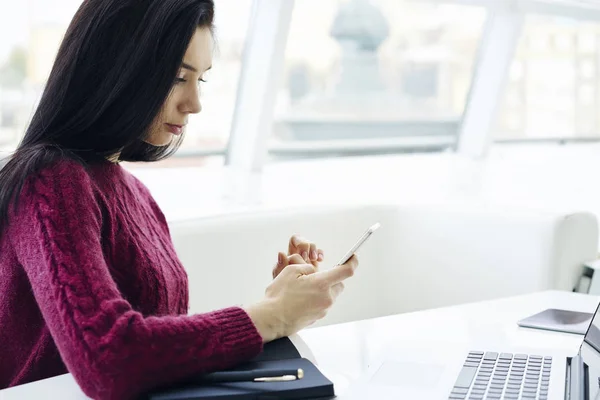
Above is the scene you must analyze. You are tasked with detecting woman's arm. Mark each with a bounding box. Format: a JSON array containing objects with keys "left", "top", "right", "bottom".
[{"left": 10, "top": 163, "right": 263, "bottom": 400}]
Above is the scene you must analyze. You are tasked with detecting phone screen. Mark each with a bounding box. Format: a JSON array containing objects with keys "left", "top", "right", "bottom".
[{"left": 335, "top": 222, "right": 380, "bottom": 266}]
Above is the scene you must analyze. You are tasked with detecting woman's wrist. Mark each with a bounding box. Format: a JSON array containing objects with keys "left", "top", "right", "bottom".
[{"left": 244, "top": 299, "right": 283, "bottom": 343}]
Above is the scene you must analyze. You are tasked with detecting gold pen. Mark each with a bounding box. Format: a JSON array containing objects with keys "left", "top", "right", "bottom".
[
  {"left": 254, "top": 369, "right": 305, "bottom": 382},
  {"left": 201, "top": 368, "right": 304, "bottom": 383}
]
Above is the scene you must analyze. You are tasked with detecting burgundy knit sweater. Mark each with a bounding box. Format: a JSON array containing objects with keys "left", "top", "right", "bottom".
[{"left": 0, "top": 159, "right": 263, "bottom": 400}]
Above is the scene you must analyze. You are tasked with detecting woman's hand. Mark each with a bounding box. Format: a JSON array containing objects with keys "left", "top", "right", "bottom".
[
  {"left": 272, "top": 235, "right": 324, "bottom": 278},
  {"left": 246, "top": 255, "right": 359, "bottom": 343}
]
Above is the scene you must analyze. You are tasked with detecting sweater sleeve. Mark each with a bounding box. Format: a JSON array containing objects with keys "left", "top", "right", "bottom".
[{"left": 10, "top": 162, "right": 263, "bottom": 400}]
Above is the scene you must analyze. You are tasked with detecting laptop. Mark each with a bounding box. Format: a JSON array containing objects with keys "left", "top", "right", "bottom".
[{"left": 448, "top": 301, "right": 600, "bottom": 400}]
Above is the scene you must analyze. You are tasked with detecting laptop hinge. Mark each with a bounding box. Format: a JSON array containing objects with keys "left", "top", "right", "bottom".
[{"left": 566, "top": 355, "right": 588, "bottom": 400}]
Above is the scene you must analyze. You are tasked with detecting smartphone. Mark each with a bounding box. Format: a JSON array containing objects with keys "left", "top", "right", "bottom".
[{"left": 335, "top": 222, "right": 381, "bottom": 266}]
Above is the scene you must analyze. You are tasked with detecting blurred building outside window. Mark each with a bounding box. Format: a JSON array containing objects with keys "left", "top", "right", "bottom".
[{"left": 269, "top": 0, "right": 486, "bottom": 161}]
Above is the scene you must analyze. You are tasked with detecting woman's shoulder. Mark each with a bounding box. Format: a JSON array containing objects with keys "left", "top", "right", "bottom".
[
  {"left": 25, "top": 157, "right": 97, "bottom": 196},
  {"left": 9, "top": 157, "right": 104, "bottom": 234},
  {"left": 26, "top": 155, "right": 85, "bottom": 183},
  {"left": 15, "top": 157, "right": 112, "bottom": 219},
  {"left": 40, "top": 156, "right": 90, "bottom": 177}
]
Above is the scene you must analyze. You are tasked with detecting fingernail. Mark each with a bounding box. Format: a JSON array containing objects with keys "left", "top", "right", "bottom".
[
  {"left": 277, "top": 253, "right": 284, "bottom": 266},
  {"left": 318, "top": 253, "right": 324, "bottom": 261},
  {"left": 310, "top": 250, "right": 317, "bottom": 260},
  {"left": 302, "top": 251, "right": 309, "bottom": 261}
]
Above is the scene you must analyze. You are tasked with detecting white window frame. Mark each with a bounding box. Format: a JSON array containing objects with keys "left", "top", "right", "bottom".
[
  {"left": 225, "top": 0, "right": 295, "bottom": 172},
  {"left": 457, "top": 4, "right": 524, "bottom": 158}
]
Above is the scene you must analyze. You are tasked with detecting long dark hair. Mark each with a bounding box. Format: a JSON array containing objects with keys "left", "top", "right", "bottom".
[{"left": 0, "top": 0, "right": 214, "bottom": 231}]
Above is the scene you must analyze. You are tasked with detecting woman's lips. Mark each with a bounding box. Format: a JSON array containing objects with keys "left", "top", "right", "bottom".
[{"left": 165, "top": 124, "right": 184, "bottom": 135}]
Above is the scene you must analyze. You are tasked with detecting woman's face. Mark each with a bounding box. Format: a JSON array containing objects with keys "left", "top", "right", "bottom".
[{"left": 145, "top": 27, "right": 213, "bottom": 146}]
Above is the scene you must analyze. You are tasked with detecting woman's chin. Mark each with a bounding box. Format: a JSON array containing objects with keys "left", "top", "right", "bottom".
[{"left": 144, "top": 133, "right": 173, "bottom": 147}]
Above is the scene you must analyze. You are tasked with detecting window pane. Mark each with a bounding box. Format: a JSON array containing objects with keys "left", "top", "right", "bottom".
[
  {"left": 0, "top": 0, "right": 77, "bottom": 153},
  {"left": 269, "top": 0, "right": 486, "bottom": 161},
  {"left": 0, "top": 0, "right": 250, "bottom": 166},
  {"left": 493, "top": 15, "right": 600, "bottom": 140}
]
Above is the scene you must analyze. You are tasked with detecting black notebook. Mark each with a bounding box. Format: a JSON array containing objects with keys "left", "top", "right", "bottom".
[{"left": 146, "top": 338, "right": 335, "bottom": 400}]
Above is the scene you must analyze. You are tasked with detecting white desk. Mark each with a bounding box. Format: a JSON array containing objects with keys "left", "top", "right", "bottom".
[{"left": 1, "top": 290, "right": 597, "bottom": 399}]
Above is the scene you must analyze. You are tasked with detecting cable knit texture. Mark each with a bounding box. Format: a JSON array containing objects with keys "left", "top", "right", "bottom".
[{"left": 0, "top": 159, "right": 263, "bottom": 399}]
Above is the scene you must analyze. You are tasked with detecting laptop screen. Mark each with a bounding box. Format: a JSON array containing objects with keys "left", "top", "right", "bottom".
[
  {"left": 583, "top": 301, "right": 600, "bottom": 353},
  {"left": 579, "top": 301, "right": 600, "bottom": 398}
]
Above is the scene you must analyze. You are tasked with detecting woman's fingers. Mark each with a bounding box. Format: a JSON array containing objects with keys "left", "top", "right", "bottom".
[
  {"left": 288, "top": 235, "right": 325, "bottom": 266},
  {"left": 272, "top": 252, "right": 288, "bottom": 278},
  {"left": 317, "top": 249, "right": 324, "bottom": 262},
  {"left": 309, "top": 242, "right": 318, "bottom": 262},
  {"left": 272, "top": 253, "right": 307, "bottom": 278},
  {"left": 288, "top": 235, "right": 314, "bottom": 263}
]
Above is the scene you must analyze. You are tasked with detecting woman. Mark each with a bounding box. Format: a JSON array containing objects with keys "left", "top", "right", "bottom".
[{"left": 0, "top": 1, "right": 358, "bottom": 399}]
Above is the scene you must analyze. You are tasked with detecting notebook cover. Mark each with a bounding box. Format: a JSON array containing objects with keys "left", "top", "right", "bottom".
[
  {"left": 146, "top": 338, "right": 334, "bottom": 400},
  {"left": 252, "top": 337, "right": 301, "bottom": 362},
  {"left": 148, "top": 358, "right": 334, "bottom": 400}
]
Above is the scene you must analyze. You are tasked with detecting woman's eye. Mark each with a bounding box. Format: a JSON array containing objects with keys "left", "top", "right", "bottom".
[{"left": 175, "top": 77, "right": 206, "bottom": 86}]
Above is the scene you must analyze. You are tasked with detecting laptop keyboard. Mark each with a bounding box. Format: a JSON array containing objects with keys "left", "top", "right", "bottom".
[{"left": 448, "top": 352, "right": 553, "bottom": 400}]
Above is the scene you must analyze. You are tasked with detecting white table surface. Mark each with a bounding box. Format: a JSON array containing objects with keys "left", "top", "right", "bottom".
[{"left": 1, "top": 290, "right": 597, "bottom": 399}]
